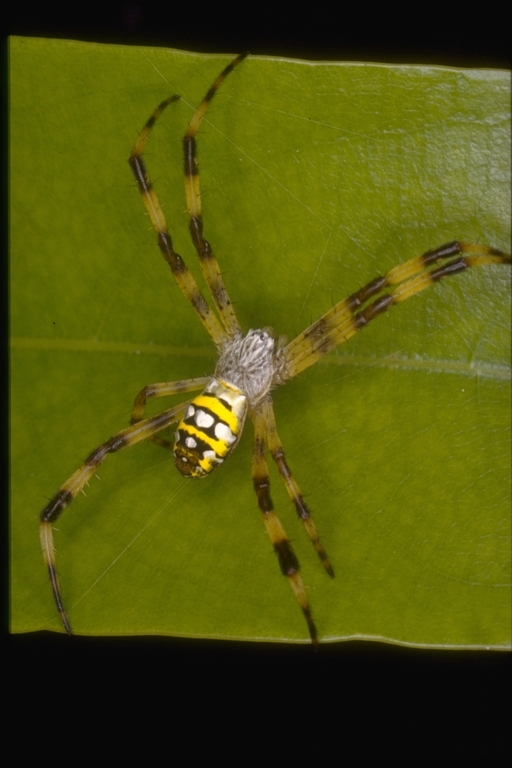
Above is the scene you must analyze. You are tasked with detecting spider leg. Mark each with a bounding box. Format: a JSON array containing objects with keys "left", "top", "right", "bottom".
[
  {"left": 279, "top": 241, "right": 511, "bottom": 379},
  {"left": 40, "top": 401, "right": 189, "bottom": 633},
  {"left": 129, "top": 98, "right": 226, "bottom": 346},
  {"left": 261, "top": 398, "right": 334, "bottom": 577},
  {"left": 131, "top": 376, "right": 210, "bottom": 450},
  {"left": 252, "top": 404, "right": 318, "bottom": 645},
  {"left": 183, "top": 53, "right": 248, "bottom": 337}
]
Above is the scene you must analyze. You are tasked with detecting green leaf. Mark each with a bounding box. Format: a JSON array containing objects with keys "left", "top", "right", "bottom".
[{"left": 11, "top": 38, "right": 511, "bottom": 646}]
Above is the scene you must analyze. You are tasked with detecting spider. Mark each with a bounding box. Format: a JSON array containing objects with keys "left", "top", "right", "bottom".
[{"left": 40, "top": 53, "right": 511, "bottom": 646}]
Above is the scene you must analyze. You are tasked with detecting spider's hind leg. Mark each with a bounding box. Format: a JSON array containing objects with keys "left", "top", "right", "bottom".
[
  {"left": 262, "top": 399, "right": 334, "bottom": 578},
  {"left": 252, "top": 403, "right": 319, "bottom": 645}
]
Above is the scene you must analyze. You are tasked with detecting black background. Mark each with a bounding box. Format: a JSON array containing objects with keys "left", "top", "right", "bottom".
[{"left": 9, "top": 0, "right": 511, "bottom": 68}]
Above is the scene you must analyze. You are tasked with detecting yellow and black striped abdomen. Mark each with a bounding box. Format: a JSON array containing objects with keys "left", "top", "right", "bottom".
[{"left": 174, "top": 378, "right": 247, "bottom": 477}]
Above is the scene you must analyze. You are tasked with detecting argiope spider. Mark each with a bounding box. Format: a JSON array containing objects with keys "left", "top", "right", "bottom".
[{"left": 40, "top": 53, "right": 511, "bottom": 646}]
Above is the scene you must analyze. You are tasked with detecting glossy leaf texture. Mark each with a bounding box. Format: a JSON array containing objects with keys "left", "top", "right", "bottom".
[{"left": 11, "top": 38, "right": 511, "bottom": 646}]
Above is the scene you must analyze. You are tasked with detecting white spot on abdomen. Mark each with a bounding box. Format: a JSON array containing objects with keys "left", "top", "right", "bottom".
[
  {"left": 195, "top": 409, "right": 215, "bottom": 428},
  {"left": 214, "top": 422, "right": 236, "bottom": 444}
]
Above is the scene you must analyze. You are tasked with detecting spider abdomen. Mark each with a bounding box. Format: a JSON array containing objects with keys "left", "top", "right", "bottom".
[{"left": 174, "top": 377, "right": 247, "bottom": 477}]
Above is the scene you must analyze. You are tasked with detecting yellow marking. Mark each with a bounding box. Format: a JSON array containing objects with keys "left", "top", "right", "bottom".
[
  {"left": 263, "top": 510, "right": 287, "bottom": 543},
  {"left": 288, "top": 572, "right": 310, "bottom": 612},
  {"left": 179, "top": 422, "right": 233, "bottom": 455},
  {"left": 40, "top": 520, "right": 72, "bottom": 633},
  {"left": 61, "top": 464, "right": 96, "bottom": 499},
  {"left": 466, "top": 254, "right": 509, "bottom": 267},
  {"left": 185, "top": 55, "right": 246, "bottom": 140},
  {"left": 40, "top": 521, "right": 55, "bottom": 567},
  {"left": 198, "top": 455, "right": 221, "bottom": 474},
  {"left": 461, "top": 243, "right": 495, "bottom": 256},
  {"left": 192, "top": 395, "right": 240, "bottom": 433},
  {"left": 140, "top": 188, "right": 168, "bottom": 233},
  {"left": 217, "top": 378, "right": 246, "bottom": 396},
  {"left": 184, "top": 174, "right": 202, "bottom": 219},
  {"left": 186, "top": 102, "right": 209, "bottom": 137},
  {"left": 392, "top": 272, "right": 434, "bottom": 302},
  {"left": 387, "top": 255, "right": 426, "bottom": 283},
  {"left": 303, "top": 517, "right": 321, "bottom": 546}
]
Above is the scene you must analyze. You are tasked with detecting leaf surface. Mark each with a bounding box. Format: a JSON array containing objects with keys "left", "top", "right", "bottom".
[{"left": 11, "top": 38, "right": 511, "bottom": 646}]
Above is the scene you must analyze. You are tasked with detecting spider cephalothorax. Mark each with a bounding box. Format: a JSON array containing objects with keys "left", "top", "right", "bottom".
[
  {"left": 39, "top": 53, "right": 510, "bottom": 644},
  {"left": 215, "top": 328, "right": 276, "bottom": 405}
]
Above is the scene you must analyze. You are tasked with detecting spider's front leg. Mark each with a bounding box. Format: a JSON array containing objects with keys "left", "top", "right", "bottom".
[
  {"left": 182, "top": 52, "right": 247, "bottom": 338},
  {"left": 281, "top": 241, "right": 511, "bottom": 378},
  {"left": 40, "top": 402, "right": 189, "bottom": 633},
  {"left": 252, "top": 403, "right": 318, "bottom": 645}
]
